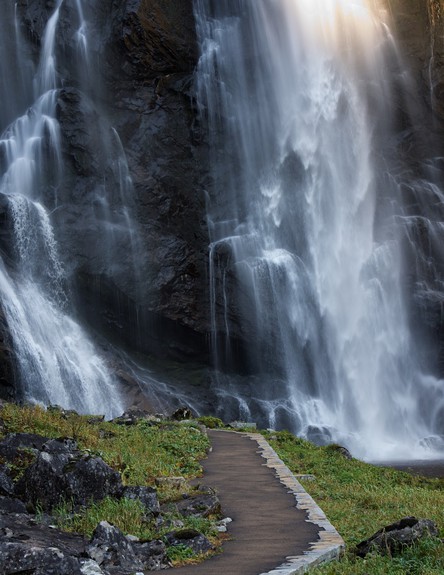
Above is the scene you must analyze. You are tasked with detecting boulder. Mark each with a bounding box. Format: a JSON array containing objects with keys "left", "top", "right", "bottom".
[
  {"left": 165, "top": 528, "right": 213, "bottom": 555},
  {"left": 64, "top": 457, "right": 123, "bottom": 507},
  {"left": 0, "top": 465, "right": 14, "bottom": 496},
  {"left": 17, "top": 452, "right": 123, "bottom": 512},
  {"left": 16, "top": 451, "right": 72, "bottom": 512},
  {"left": 87, "top": 521, "right": 140, "bottom": 570},
  {"left": 134, "top": 539, "right": 168, "bottom": 571},
  {"left": 42, "top": 437, "right": 79, "bottom": 455},
  {"left": 122, "top": 485, "right": 160, "bottom": 515},
  {"left": 0, "top": 513, "right": 90, "bottom": 574},
  {"left": 0, "top": 432, "right": 51, "bottom": 459},
  {"left": 0, "top": 543, "right": 84, "bottom": 575},
  {"left": 0, "top": 496, "right": 27, "bottom": 514},
  {"left": 112, "top": 407, "right": 158, "bottom": 426},
  {"left": 175, "top": 491, "right": 221, "bottom": 518},
  {"left": 0, "top": 512, "right": 170, "bottom": 573},
  {"left": 86, "top": 521, "right": 168, "bottom": 571},
  {"left": 356, "top": 516, "right": 439, "bottom": 557},
  {"left": 171, "top": 406, "right": 195, "bottom": 421}
]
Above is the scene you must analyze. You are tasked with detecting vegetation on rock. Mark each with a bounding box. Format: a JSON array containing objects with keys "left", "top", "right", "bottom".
[{"left": 0, "top": 403, "right": 222, "bottom": 567}]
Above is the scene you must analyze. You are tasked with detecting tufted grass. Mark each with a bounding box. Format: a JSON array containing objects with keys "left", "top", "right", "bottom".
[
  {"left": 0, "top": 402, "right": 219, "bottom": 561},
  {"left": 53, "top": 496, "right": 219, "bottom": 542},
  {"left": 267, "top": 430, "right": 444, "bottom": 575},
  {"left": 0, "top": 403, "right": 210, "bottom": 486},
  {"left": 5, "top": 403, "right": 444, "bottom": 572}
]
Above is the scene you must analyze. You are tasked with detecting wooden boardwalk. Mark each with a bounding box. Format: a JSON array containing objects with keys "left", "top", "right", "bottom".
[{"left": 176, "top": 430, "right": 344, "bottom": 575}]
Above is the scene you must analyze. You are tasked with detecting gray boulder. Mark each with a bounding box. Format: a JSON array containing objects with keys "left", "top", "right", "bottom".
[
  {"left": 65, "top": 456, "right": 123, "bottom": 506},
  {"left": 0, "top": 541, "right": 84, "bottom": 575},
  {"left": 17, "top": 452, "right": 123, "bottom": 512},
  {"left": 112, "top": 407, "right": 156, "bottom": 426},
  {"left": 0, "top": 495, "right": 27, "bottom": 514},
  {"left": 134, "top": 539, "right": 168, "bottom": 571},
  {"left": 87, "top": 521, "right": 140, "bottom": 570},
  {"left": 165, "top": 528, "right": 213, "bottom": 555},
  {"left": 171, "top": 406, "right": 195, "bottom": 421},
  {"left": 42, "top": 437, "right": 79, "bottom": 455},
  {"left": 16, "top": 451, "right": 72, "bottom": 512},
  {"left": 356, "top": 516, "right": 439, "bottom": 557},
  {"left": 0, "top": 432, "right": 50, "bottom": 459},
  {"left": 86, "top": 521, "right": 169, "bottom": 572},
  {"left": 122, "top": 485, "right": 160, "bottom": 515},
  {"left": 0, "top": 465, "right": 14, "bottom": 496},
  {"left": 176, "top": 491, "right": 221, "bottom": 518}
]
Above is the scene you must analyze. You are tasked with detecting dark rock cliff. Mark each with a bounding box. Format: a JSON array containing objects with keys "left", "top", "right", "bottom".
[
  {"left": 0, "top": 0, "right": 212, "bottom": 401},
  {"left": 2, "top": 0, "right": 444, "bottom": 402},
  {"left": 386, "top": 0, "right": 444, "bottom": 377},
  {"left": 388, "top": 0, "right": 444, "bottom": 123},
  {"left": 20, "top": 0, "right": 210, "bottom": 367}
]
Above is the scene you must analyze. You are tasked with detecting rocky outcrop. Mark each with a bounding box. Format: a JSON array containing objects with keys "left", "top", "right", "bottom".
[
  {"left": 0, "top": 306, "right": 15, "bottom": 402},
  {"left": 371, "top": 1, "right": 444, "bottom": 384},
  {"left": 387, "top": 0, "right": 444, "bottom": 122},
  {"left": 11, "top": 436, "right": 123, "bottom": 512},
  {"left": 0, "top": 514, "right": 169, "bottom": 574},
  {"left": 122, "top": 485, "right": 160, "bottom": 516},
  {"left": 86, "top": 521, "right": 167, "bottom": 572},
  {"left": 356, "top": 516, "right": 439, "bottom": 557},
  {"left": 0, "top": 428, "right": 218, "bottom": 573},
  {"left": 91, "top": 0, "right": 211, "bottom": 360}
]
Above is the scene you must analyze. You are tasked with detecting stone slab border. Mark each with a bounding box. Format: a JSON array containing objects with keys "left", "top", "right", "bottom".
[{"left": 242, "top": 432, "right": 345, "bottom": 575}]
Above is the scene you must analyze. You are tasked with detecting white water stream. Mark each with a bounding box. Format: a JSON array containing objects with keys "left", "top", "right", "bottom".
[
  {"left": 0, "top": 0, "right": 124, "bottom": 416},
  {"left": 195, "top": 0, "right": 444, "bottom": 459}
]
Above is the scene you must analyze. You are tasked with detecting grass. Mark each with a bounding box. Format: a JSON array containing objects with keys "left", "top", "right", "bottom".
[
  {"left": 52, "top": 496, "right": 219, "bottom": 542},
  {"left": 5, "top": 403, "right": 443, "bottom": 572},
  {"left": 0, "top": 402, "right": 218, "bottom": 563},
  {"left": 267, "top": 430, "right": 444, "bottom": 575},
  {"left": 0, "top": 403, "right": 210, "bottom": 484}
]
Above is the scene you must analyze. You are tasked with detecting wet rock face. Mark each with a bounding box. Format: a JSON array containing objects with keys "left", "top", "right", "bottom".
[
  {"left": 102, "top": 0, "right": 211, "bottom": 353},
  {"left": 2, "top": 0, "right": 211, "bottom": 374},
  {"left": 119, "top": 0, "right": 198, "bottom": 79},
  {"left": 385, "top": 0, "right": 444, "bottom": 378},
  {"left": 388, "top": 0, "right": 444, "bottom": 120},
  {"left": 0, "top": 307, "right": 15, "bottom": 402}
]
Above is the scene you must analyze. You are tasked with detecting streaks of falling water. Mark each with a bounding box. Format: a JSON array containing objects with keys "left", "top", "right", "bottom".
[
  {"left": 195, "top": 0, "right": 444, "bottom": 459},
  {"left": 0, "top": 1, "right": 124, "bottom": 417}
]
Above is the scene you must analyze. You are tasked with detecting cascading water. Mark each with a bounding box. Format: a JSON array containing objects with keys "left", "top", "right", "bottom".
[
  {"left": 195, "top": 0, "right": 444, "bottom": 459},
  {"left": 0, "top": 0, "right": 127, "bottom": 417}
]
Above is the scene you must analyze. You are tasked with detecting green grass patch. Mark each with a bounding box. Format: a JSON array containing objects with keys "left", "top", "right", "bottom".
[
  {"left": 167, "top": 544, "right": 196, "bottom": 564},
  {"left": 53, "top": 496, "right": 218, "bottom": 543},
  {"left": 197, "top": 416, "right": 224, "bottom": 429},
  {"left": 267, "top": 430, "right": 444, "bottom": 575},
  {"left": 0, "top": 403, "right": 210, "bottom": 486},
  {"left": 53, "top": 497, "right": 150, "bottom": 538},
  {"left": 0, "top": 403, "right": 217, "bottom": 556}
]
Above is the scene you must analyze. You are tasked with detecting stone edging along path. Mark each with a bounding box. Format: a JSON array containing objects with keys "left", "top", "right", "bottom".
[{"left": 245, "top": 432, "right": 345, "bottom": 575}]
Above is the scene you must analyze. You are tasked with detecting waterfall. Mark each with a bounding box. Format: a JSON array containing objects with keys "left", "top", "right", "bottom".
[
  {"left": 0, "top": 1, "right": 126, "bottom": 417},
  {"left": 195, "top": 0, "right": 444, "bottom": 459}
]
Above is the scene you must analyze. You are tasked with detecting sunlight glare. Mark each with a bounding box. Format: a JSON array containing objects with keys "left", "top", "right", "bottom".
[{"left": 284, "top": 0, "right": 381, "bottom": 58}]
